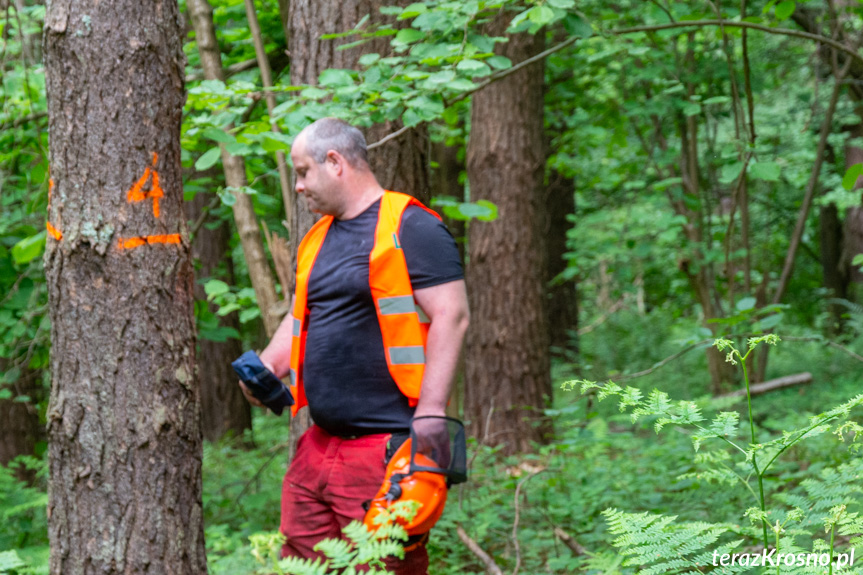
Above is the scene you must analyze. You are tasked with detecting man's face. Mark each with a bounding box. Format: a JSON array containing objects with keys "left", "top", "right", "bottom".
[{"left": 291, "top": 137, "right": 340, "bottom": 215}]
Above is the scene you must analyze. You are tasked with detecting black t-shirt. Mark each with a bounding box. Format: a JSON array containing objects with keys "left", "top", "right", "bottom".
[{"left": 302, "top": 198, "right": 463, "bottom": 436}]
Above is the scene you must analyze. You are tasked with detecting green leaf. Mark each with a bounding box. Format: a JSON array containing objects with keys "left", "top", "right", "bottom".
[
  {"left": 262, "top": 131, "right": 294, "bottom": 153},
  {"left": 301, "top": 86, "right": 329, "bottom": 100},
  {"left": 216, "top": 302, "right": 241, "bottom": 316},
  {"left": 358, "top": 53, "right": 380, "bottom": 67},
  {"left": 394, "top": 28, "right": 424, "bottom": 45},
  {"left": 204, "top": 279, "right": 230, "bottom": 299},
  {"left": 225, "top": 142, "right": 253, "bottom": 156},
  {"left": 448, "top": 78, "right": 476, "bottom": 91},
  {"left": 0, "top": 550, "right": 27, "bottom": 572},
  {"left": 218, "top": 188, "right": 237, "bottom": 207},
  {"left": 319, "top": 69, "right": 354, "bottom": 87},
  {"left": 195, "top": 147, "right": 222, "bottom": 171},
  {"left": 547, "top": 0, "right": 575, "bottom": 8},
  {"left": 507, "top": 10, "right": 531, "bottom": 33},
  {"left": 702, "top": 96, "right": 731, "bottom": 105},
  {"left": 202, "top": 127, "right": 235, "bottom": 144},
  {"left": 456, "top": 59, "right": 491, "bottom": 77},
  {"left": 749, "top": 161, "right": 781, "bottom": 182},
  {"left": 562, "top": 13, "right": 593, "bottom": 38},
  {"left": 486, "top": 55, "right": 512, "bottom": 70},
  {"left": 398, "top": 2, "right": 427, "bottom": 19},
  {"left": 426, "top": 70, "right": 456, "bottom": 85},
  {"left": 402, "top": 108, "right": 422, "bottom": 128},
  {"left": 12, "top": 230, "right": 46, "bottom": 265},
  {"left": 681, "top": 102, "right": 701, "bottom": 117},
  {"left": 719, "top": 162, "right": 743, "bottom": 184},
  {"left": 239, "top": 307, "right": 261, "bottom": 324},
  {"left": 443, "top": 200, "right": 498, "bottom": 222},
  {"left": 775, "top": 0, "right": 795, "bottom": 20},
  {"left": 756, "top": 313, "right": 783, "bottom": 330},
  {"left": 852, "top": 253, "right": 863, "bottom": 267},
  {"left": 842, "top": 163, "right": 863, "bottom": 190},
  {"left": 528, "top": 5, "right": 555, "bottom": 26},
  {"left": 200, "top": 325, "right": 241, "bottom": 343},
  {"left": 736, "top": 297, "right": 756, "bottom": 311}
]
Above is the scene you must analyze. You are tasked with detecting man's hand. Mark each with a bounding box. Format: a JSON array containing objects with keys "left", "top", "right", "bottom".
[
  {"left": 412, "top": 416, "right": 452, "bottom": 470},
  {"left": 237, "top": 357, "right": 278, "bottom": 408},
  {"left": 238, "top": 381, "right": 265, "bottom": 408}
]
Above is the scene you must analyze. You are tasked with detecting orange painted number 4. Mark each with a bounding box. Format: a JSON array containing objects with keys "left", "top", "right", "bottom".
[{"left": 127, "top": 152, "right": 164, "bottom": 218}]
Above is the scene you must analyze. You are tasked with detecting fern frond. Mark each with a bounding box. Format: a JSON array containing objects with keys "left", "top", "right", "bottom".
[
  {"left": 277, "top": 555, "right": 329, "bottom": 575},
  {"left": 602, "top": 508, "right": 742, "bottom": 574},
  {"left": 313, "top": 537, "right": 354, "bottom": 568}
]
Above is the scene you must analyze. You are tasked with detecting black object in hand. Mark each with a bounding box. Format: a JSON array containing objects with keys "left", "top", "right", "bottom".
[{"left": 231, "top": 351, "right": 294, "bottom": 416}]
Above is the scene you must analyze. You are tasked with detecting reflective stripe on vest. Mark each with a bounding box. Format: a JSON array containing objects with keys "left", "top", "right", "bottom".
[{"left": 287, "top": 191, "right": 442, "bottom": 416}]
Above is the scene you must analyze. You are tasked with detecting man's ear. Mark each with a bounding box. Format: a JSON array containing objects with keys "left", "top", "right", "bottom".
[{"left": 326, "top": 150, "right": 345, "bottom": 176}]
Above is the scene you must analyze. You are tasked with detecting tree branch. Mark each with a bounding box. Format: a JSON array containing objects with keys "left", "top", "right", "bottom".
[
  {"left": 369, "top": 34, "right": 582, "bottom": 150},
  {"left": 512, "top": 468, "right": 546, "bottom": 575},
  {"left": 611, "top": 20, "right": 863, "bottom": 65},
  {"left": 773, "top": 58, "right": 851, "bottom": 304},
  {"left": 369, "top": 18, "right": 861, "bottom": 150},
  {"left": 457, "top": 525, "right": 504, "bottom": 575},
  {"left": 0, "top": 111, "right": 47, "bottom": 129},
  {"left": 783, "top": 336, "right": 863, "bottom": 363},
  {"left": 553, "top": 526, "right": 588, "bottom": 555},
  {"left": 717, "top": 372, "right": 813, "bottom": 398}
]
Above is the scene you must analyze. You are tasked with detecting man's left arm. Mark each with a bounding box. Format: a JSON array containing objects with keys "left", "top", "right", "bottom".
[{"left": 412, "top": 279, "right": 470, "bottom": 418}]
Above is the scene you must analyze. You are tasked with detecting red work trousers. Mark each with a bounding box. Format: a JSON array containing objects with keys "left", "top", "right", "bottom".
[{"left": 280, "top": 424, "right": 429, "bottom": 574}]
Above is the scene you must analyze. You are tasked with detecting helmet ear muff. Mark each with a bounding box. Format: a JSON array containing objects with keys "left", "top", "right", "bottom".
[{"left": 386, "top": 475, "right": 404, "bottom": 501}]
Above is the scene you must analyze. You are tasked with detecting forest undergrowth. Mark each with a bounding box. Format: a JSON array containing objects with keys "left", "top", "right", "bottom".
[{"left": 2, "top": 311, "right": 863, "bottom": 574}]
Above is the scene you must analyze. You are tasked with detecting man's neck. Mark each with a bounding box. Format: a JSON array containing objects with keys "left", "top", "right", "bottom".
[{"left": 336, "top": 183, "right": 386, "bottom": 220}]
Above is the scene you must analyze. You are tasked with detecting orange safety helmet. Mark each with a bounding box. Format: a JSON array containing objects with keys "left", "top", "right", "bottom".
[{"left": 363, "top": 438, "right": 448, "bottom": 536}]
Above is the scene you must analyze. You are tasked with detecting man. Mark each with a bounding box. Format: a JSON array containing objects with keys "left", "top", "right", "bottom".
[{"left": 239, "top": 117, "right": 469, "bottom": 574}]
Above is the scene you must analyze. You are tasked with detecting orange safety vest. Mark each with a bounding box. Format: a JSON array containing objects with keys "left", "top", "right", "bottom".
[{"left": 288, "top": 191, "right": 442, "bottom": 416}]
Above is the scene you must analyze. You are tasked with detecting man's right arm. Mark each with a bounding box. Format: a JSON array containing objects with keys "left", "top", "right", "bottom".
[
  {"left": 258, "top": 294, "right": 296, "bottom": 379},
  {"left": 238, "top": 294, "right": 296, "bottom": 407}
]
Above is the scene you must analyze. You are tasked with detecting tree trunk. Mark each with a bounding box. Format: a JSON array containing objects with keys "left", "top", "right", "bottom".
[
  {"left": 43, "top": 0, "right": 207, "bottom": 573},
  {"left": 792, "top": 5, "right": 863, "bottom": 297},
  {"left": 185, "top": 191, "right": 251, "bottom": 442},
  {"left": 844, "top": 124, "right": 863, "bottom": 291},
  {"left": 821, "top": 204, "right": 849, "bottom": 330},
  {"left": 187, "top": 0, "right": 281, "bottom": 338},
  {"left": 465, "top": 21, "right": 551, "bottom": 454},
  {"left": 431, "top": 139, "right": 465, "bottom": 261},
  {"left": 0, "top": 365, "right": 43, "bottom": 476},
  {"left": 545, "top": 171, "right": 578, "bottom": 353}
]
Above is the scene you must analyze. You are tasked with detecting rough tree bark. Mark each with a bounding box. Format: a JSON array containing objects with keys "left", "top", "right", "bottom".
[
  {"left": 187, "top": 0, "right": 281, "bottom": 338},
  {"left": 185, "top": 190, "right": 250, "bottom": 442},
  {"left": 465, "top": 21, "right": 551, "bottom": 454},
  {"left": 43, "top": 0, "right": 207, "bottom": 573},
  {"left": 285, "top": 0, "right": 432, "bottom": 459}
]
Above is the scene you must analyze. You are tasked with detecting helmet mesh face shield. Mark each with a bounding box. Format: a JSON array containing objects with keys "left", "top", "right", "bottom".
[{"left": 408, "top": 416, "right": 467, "bottom": 486}]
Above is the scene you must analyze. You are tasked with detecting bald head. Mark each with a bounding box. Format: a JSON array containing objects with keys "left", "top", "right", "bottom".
[{"left": 295, "top": 117, "right": 370, "bottom": 169}]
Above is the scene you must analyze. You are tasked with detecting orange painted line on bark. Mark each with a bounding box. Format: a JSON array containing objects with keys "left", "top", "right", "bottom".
[
  {"left": 146, "top": 233, "right": 180, "bottom": 245},
  {"left": 117, "top": 233, "right": 181, "bottom": 250},
  {"left": 118, "top": 237, "right": 147, "bottom": 250},
  {"left": 46, "top": 221, "right": 63, "bottom": 241},
  {"left": 125, "top": 152, "right": 164, "bottom": 218}
]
